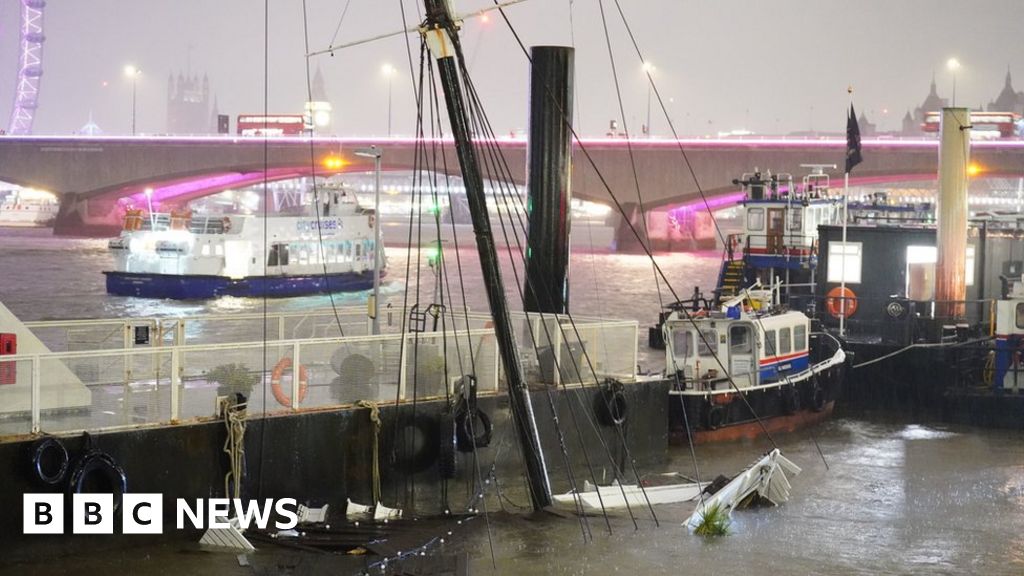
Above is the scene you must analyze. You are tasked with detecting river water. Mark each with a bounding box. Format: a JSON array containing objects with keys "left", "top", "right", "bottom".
[{"left": 2, "top": 226, "right": 1023, "bottom": 575}]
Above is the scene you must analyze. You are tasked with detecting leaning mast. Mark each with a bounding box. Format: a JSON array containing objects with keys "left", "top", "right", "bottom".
[{"left": 418, "top": 0, "right": 553, "bottom": 509}]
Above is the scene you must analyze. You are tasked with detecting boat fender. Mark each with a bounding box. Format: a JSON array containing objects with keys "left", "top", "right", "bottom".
[
  {"left": 389, "top": 415, "right": 440, "bottom": 475},
  {"left": 454, "top": 406, "right": 493, "bottom": 452},
  {"left": 811, "top": 386, "right": 827, "bottom": 412},
  {"left": 439, "top": 411, "right": 458, "bottom": 479},
  {"left": 67, "top": 451, "right": 127, "bottom": 512},
  {"left": 594, "top": 379, "right": 628, "bottom": 427},
  {"left": 783, "top": 387, "right": 800, "bottom": 415},
  {"left": 30, "top": 436, "right": 69, "bottom": 486},
  {"left": 271, "top": 357, "right": 309, "bottom": 408},
  {"left": 825, "top": 286, "right": 858, "bottom": 319},
  {"left": 705, "top": 404, "right": 726, "bottom": 431}
]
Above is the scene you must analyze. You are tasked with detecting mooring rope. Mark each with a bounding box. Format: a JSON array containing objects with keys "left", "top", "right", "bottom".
[
  {"left": 223, "top": 402, "right": 248, "bottom": 500},
  {"left": 357, "top": 400, "right": 383, "bottom": 504}
]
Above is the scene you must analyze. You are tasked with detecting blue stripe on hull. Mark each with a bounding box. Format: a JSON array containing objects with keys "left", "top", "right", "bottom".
[
  {"left": 104, "top": 271, "right": 381, "bottom": 299},
  {"left": 758, "top": 355, "right": 811, "bottom": 382}
]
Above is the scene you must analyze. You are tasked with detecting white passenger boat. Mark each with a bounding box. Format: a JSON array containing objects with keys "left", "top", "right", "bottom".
[
  {"left": 0, "top": 190, "right": 58, "bottom": 227},
  {"left": 104, "top": 189, "right": 385, "bottom": 299}
]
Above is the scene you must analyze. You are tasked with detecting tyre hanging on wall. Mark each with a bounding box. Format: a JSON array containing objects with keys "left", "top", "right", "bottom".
[
  {"left": 29, "top": 436, "right": 69, "bottom": 487},
  {"left": 594, "top": 378, "right": 629, "bottom": 427}
]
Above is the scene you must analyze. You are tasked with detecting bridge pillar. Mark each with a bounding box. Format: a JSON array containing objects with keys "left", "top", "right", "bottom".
[{"left": 53, "top": 193, "right": 123, "bottom": 237}]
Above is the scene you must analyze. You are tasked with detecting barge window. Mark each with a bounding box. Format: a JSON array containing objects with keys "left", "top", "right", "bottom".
[
  {"left": 779, "top": 327, "right": 792, "bottom": 355},
  {"left": 794, "top": 325, "right": 807, "bottom": 351},
  {"left": 826, "top": 242, "right": 862, "bottom": 284},
  {"left": 747, "top": 208, "right": 764, "bottom": 231},
  {"left": 763, "top": 329, "right": 777, "bottom": 357},
  {"left": 697, "top": 329, "right": 719, "bottom": 356},
  {"left": 730, "top": 325, "right": 752, "bottom": 354},
  {"left": 1017, "top": 304, "right": 1024, "bottom": 330},
  {"left": 672, "top": 329, "right": 693, "bottom": 358},
  {"left": 787, "top": 209, "right": 803, "bottom": 231}
]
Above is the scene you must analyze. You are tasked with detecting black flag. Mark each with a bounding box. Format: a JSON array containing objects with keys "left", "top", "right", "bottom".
[{"left": 845, "top": 104, "right": 863, "bottom": 174}]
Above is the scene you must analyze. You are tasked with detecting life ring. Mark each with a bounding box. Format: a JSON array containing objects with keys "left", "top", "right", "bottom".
[
  {"left": 67, "top": 451, "right": 127, "bottom": 512},
  {"left": 271, "top": 357, "right": 309, "bottom": 407},
  {"left": 825, "top": 286, "right": 858, "bottom": 319},
  {"left": 221, "top": 217, "right": 232, "bottom": 232},
  {"left": 30, "top": 436, "right": 69, "bottom": 486},
  {"left": 594, "top": 382, "right": 629, "bottom": 427},
  {"left": 455, "top": 406, "right": 493, "bottom": 452},
  {"left": 811, "top": 386, "right": 827, "bottom": 412},
  {"left": 705, "top": 404, "right": 726, "bottom": 430}
]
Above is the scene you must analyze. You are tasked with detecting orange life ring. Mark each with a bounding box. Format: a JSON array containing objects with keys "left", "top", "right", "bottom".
[
  {"left": 271, "top": 357, "right": 309, "bottom": 407},
  {"left": 221, "top": 217, "right": 232, "bottom": 232},
  {"left": 825, "top": 286, "right": 858, "bottom": 319}
]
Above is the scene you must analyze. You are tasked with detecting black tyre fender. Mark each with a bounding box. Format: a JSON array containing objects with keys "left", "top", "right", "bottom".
[
  {"left": 438, "top": 411, "right": 458, "bottom": 480},
  {"left": 67, "top": 451, "right": 127, "bottom": 512},
  {"left": 389, "top": 415, "right": 439, "bottom": 475},
  {"left": 455, "top": 407, "right": 493, "bottom": 452},
  {"left": 705, "top": 404, "right": 726, "bottom": 431},
  {"left": 782, "top": 387, "right": 800, "bottom": 415},
  {"left": 30, "top": 436, "right": 69, "bottom": 487},
  {"left": 594, "top": 386, "right": 629, "bottom": 427},
  {"left": 811, "top": 386, "right": 827, "bottom": 412}
]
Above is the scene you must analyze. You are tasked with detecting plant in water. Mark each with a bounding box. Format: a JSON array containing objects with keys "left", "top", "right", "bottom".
[
  {"left": 693, "top": 502, "right": 731, "bottom": 536},
  {"left": 208, "top": 363, "right": 259, "bottom": 399}
]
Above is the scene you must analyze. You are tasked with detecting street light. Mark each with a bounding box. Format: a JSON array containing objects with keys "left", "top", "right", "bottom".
[
  {"left": 124, "top": 65, "right": 141, "bottom": 135},
  {"left": 642, "top": 62, "right": 655, "bottom": 137},
  {"left": 381, "top": 64, "right": 395, "bottom": 137},
  {"left": 355, "top": 146, "right": 383, "bottom": 335},
  {"left": 947, "top": 58, "right": 961, "bottom": 106}
]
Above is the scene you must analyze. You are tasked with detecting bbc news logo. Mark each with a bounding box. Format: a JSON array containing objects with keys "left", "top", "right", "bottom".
[{"left": 23, "top": 494, "right": 299, "bottom": 535}]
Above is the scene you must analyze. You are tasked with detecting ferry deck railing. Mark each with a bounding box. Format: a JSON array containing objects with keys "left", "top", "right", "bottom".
[{"left": 0, "top": 312, "right": 638, "bottom": 438}]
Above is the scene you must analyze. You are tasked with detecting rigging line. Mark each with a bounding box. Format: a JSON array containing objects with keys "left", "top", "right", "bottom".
[
  {"left": 490, "top": 0, "right": 780, "bottom": 457},
  {"left": 458, "top": 64, "right": 628, "bottom": 534},
  {"left": 458, "top": 60, "right": 661, "bottom": 524},
  {"left": 607, "top": 0, "right": 726, "bottom": 247},
  {"left": 328, "top": 0, "right": 354, "bottom": 48},
  {"left": 595, "top": 0, "right": 665, "bottom": 311},
  {"left": 256, "top": 0, "right": 270, "bottom": 501},
  {"left": 301, "top": 0, "right": 348, "bottom": 341}
]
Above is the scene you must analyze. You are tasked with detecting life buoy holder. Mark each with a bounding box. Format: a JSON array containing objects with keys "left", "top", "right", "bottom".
[
  {"left": 271, "top": 357, "right": 309, "bottom": 407},
  {"left": 825, "top": 286, "right": 858, "bottom": 319},
  {"left": 221, "top": 217, "right": 232, "bottom": 233}
]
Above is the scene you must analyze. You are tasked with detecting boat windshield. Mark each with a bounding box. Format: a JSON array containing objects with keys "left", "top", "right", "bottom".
[
  {"left": 698, "top": 329, "right": 719, "bottom": 356},
  {"left": 672, "top": 328, "right": 692, "bottom": 358}
]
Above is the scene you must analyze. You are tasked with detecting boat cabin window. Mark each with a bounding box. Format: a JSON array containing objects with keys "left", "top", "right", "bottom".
[
  {"left": 826, "top": 242, "right": 862, "bottom": 284},
  {"left": 1017, "top": 304, "right": 1024, "bottom": 330},
  {"left": 730, "top": 325, "right": 752, "bottom": 354},
  {"left": 787, "top": 208, "right": 802, "bottom": 232},
  {"left": 697, "top": 329, "right": 719, "bottom": 357},
  {"left": 747, "top": 208, "right": 764, "bottom": 231},
  {"left": 794, "top": 325, "right": 807, "bottom": 351},
  {"left": 672, "top": 329, "right": 693, "bottom": 358},
  {"left": 267, "top": 244, "right": 290, "bottom": 266},
  {"left": 779, "top": 327, "right": 792, "bottom": 355},
  {"left": 763, "top": 329, "right": 777, "bottom": 357}
]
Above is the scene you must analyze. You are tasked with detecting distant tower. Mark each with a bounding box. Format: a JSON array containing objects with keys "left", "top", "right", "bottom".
[
  {"left": 166, "top": 70, "right": 212, "bottom": 134},
  {"left": 305, "top": 65, "right": 333, "bottom": 134},
  {"left": 901, "top": 110, "right": 917, "bottom": 135},
  {"left": 987, "top": 67, "right": 1024, "bottom": 115},
  {"left": 910, "top": 74, "right": 948, "bottom": 135}
]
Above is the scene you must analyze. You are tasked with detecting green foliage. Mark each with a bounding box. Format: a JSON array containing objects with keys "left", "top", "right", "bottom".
[
  {"left": 693, "top": 502, "right": 731, "bottom": 537},
  {"left": 208, "top": 363, "right": 259, "bottom": 396}
]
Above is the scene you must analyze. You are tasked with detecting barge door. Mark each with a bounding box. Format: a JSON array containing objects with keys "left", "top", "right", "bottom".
[
  {"left": 767, "top": 208, "right": 784, "bottom": 254},
  {"left": 728, "top": 323, "right": 756, "bottom": 387}
]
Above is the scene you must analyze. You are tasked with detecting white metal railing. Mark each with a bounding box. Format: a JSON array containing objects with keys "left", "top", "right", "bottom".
[{"left": 0, "top": 315, "right": 638, "bottom": 438}]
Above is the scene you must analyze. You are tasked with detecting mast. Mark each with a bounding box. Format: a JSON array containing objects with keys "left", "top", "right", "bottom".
[{"left": 419, "top": 0, "right": 552, "bottom": 509}]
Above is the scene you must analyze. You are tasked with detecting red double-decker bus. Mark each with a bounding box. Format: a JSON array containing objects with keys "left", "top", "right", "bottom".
[{"left": 236, "top": 114, "right": 309, "bottom": 136}]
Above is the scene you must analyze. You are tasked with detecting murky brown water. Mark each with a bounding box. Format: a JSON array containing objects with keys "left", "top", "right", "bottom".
[{"left": 2, "top": 227, "right": 1023, "bottom": 575}]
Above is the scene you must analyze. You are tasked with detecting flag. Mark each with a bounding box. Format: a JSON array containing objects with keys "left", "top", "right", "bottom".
[{"left": 845, "top": 104, "right": 863, "bottom": 174}]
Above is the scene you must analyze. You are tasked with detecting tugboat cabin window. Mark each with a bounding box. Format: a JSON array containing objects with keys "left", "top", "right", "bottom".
[
  {"left": 730, "top": 325, "right": 752, "bottom": 354},
  {"left": 698, "top": 329, "right": 719, "bottom": 356},
  {"left": 672, "top": 329, "right": 693, "bottom": 358},
  {"left": 787, "top": 209, "right": 803, "bottom": 231},
  {"left": 794, "top": 325, "right": 807, "bottom": 351},
  {"left": 747, "top": 208, "right": 764, "bottom": 231},
  {"left": 779, "top": 328, "right": 792, "bottom": 355},
  {"left": 763, "top": 329, "right": 777, "bottom": 356},
  {"left": 826, "top": 242, "right": 862, "bottom": 284}
]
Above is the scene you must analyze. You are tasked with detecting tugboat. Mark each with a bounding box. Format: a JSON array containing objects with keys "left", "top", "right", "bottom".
[
  {"left": 104, "top": 185, "right": 385, "bottom": 299},
  {"left": 663, "top": 281, "right": 846, "bottom": 444}
]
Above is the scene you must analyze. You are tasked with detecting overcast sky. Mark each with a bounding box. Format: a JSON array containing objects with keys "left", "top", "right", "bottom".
[{"left": 1, "top": 0, "right": 1021, "bottom": 137}]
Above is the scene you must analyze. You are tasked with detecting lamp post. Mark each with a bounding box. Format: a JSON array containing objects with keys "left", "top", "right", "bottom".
[
  {"left": 355, "top": 146, "right": 383, "bottom": 334},
  {"left": 381, "top": 64, "right": 395, "bottom": 137},
  {"left": 642, "top": 61, "right": 655, "bottom": 137},
  {"left": 124, "top": 65, "right": 141, "bottom": 135},
  {"left": 947, "top": 58, "right": 961, "bottom": 106}
]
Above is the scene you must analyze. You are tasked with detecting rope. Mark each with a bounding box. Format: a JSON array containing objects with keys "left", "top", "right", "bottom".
[
  {"left": 851, "top": 337, "right": 991, "bottom": 369},
  {"left": 357, "top": 400, "right": 382, "bottom": 505},
  {"left": 223, "top": 402, "right": 248, "bottom": 500}
]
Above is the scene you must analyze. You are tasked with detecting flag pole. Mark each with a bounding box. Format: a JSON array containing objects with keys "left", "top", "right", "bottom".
[{"left": 839, "top": 86, "right": 853, "bottom": 338}]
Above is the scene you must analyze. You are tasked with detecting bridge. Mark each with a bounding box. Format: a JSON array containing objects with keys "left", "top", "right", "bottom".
[{"left": 1, "top": 135, "right": 1023, "bottom": 238}]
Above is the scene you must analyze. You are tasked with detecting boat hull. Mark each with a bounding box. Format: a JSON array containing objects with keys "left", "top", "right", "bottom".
[{"left": 104, "top": 270, "right": 382, "bottom": 299}]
